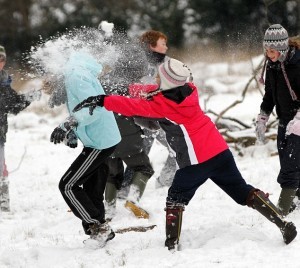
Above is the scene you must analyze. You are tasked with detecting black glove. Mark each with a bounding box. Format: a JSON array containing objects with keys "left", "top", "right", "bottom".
[
  {"left": 73, "top": 95, "right": 105, "bottom": 115},
  {"left": 65, "top": 129, "right": 78, "bottom": 148},
  {"left": 50, "top": 116, "right": 78, "bottom": 144},
  {"left": 50, "top": 127, "right": 66, "bottom": 144}
]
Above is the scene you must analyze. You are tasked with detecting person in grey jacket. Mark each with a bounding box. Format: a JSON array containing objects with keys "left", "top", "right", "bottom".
[
  {"left": 0, "top": 45, "right": 41, "bottom": 212},
  {"left": 50, "top": 50, "right": 121, "bottom": 248}
]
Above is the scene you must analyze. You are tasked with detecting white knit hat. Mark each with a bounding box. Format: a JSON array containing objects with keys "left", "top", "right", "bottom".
[
  {"left": 263, "top": 24, "right": 289, "bottom": 62},
  {"left": 158, "top": 58, "right": 191, "bottom": 90}
]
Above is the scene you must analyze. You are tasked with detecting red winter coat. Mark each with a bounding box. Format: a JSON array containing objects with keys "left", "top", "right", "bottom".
[{"left": 104, "top": 83, "right": 228, "bottom": 163}]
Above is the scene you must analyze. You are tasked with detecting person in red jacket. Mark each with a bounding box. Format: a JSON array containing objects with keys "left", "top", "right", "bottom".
[{"left": 73, "top": 58, "right": 297, "bottom": 250}]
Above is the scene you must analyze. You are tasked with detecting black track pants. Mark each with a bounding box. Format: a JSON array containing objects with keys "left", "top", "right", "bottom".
[{"left": 59, "top": 146, "right": 116, "bottom": 224}]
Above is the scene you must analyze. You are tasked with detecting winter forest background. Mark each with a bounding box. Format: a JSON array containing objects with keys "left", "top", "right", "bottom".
[
  {"left": 1, "top": 0, "right": 300, "bottom": 62},
  {"left": 1, "top": 1, "right": 300, "bottom": 267}
]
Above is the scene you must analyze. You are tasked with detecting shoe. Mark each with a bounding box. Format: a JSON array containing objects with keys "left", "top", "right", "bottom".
[
  {"left": 84, "top": 222, "right": 115, "bottom": 248},
  {"left": 125, "top": 200, "right": 149, "bottom": 219}
]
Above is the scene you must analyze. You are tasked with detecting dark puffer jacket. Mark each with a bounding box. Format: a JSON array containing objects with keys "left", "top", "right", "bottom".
[
  {"left": 261, "top": 48, "right": 300, "bottom": 124},
  {"left": 0, "top": 70, "right": 30, "bottom": 143}
]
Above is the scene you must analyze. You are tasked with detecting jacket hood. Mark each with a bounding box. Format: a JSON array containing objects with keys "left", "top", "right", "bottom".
[
  {"left": 65, "top": 50, "right": 103, "bottom": 77},
  {"left": 288, "top": 47, "right": 300, "bottom": 65}
]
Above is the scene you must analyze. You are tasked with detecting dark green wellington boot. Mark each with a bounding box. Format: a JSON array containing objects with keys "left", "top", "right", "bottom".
[
  {"left": 130, "top": 171, "right": 152, "bottom": 200},
  {"left": 247, "top": 190, "right": 297, "bottom": 245},
  {"left": 125, "top": 172, "right": 152, "bottom": 219},
  {"left": 277, "top": 188, "right": 297, "bottom": 216},
  {"left": 105, "top": 182, "right": 118, "bottom": 205},
  {"left": 105, "top": 182, "right": 118, "bottom": 220},
  {"left": 165, "top": 203, "right": 185, "bottom": 251}
]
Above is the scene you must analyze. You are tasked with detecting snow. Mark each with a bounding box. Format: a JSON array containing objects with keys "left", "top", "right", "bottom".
[{"left": 1, "top": 42, "right": 300, "bottom": 268}]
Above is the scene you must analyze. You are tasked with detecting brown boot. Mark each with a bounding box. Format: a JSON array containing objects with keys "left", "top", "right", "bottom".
[
  {"left": 247, "top": 189, "right": 297, "bottom": 245},
  {"left": 165, "top": 202, "right": 185, "bottom": 250}
]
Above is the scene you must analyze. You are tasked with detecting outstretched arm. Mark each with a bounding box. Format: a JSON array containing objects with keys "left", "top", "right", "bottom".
[{"left": 73, "top": 94, "right": 164, "bottom": 119}]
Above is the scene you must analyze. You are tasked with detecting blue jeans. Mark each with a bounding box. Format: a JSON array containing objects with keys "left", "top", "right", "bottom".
[{"left": 167, "top": 149, "right": 254, "bottom": 206}]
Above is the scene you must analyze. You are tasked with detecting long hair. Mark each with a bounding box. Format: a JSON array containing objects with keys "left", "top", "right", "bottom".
[{"left": 289, "top": 36, "right": 300, "bottom": 49}]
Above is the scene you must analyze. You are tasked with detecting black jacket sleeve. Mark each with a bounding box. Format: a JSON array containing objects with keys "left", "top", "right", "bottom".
[
  {"left": 0, "top": 85, "right": 30, "bottom": 115},
  {"left": 260, "top": 68, "right": 275, "bottom": 115}
]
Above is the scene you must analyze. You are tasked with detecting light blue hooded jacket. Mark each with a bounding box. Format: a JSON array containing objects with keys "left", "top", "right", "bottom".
[{"left": 64, "top": 51, "right": 121, "bottom": 150}]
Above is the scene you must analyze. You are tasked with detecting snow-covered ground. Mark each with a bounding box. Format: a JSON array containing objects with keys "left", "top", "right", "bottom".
[{"left": 1, "top": 56, "right": 300, "bottom": 268}]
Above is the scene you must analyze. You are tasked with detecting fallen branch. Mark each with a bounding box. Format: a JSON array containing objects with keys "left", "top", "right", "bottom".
[
  {"left": 10, "top": 147, "right": 27, "bottom": 174},
  {"left": 221, "top": 130, "right": 277, "bottom": 147},
  {"left": 208, "top": 109, "right": 251, "bottom": 129},
  {"left": 215, "top": 57, "right": 265, "bottom": 124},
  {"left": 115, "top": 224, "right": 157, "bottom": 234}
]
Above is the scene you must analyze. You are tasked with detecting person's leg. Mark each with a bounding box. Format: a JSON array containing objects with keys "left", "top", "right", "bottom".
[
  {"left": 165, "top": 162, "right": 210, "bottom": 250},
  {"left": 118, "top": 168, "right": 134, "bottom": 199},
  {"left": 210, "top": 150, "right": 297, "bottom": 245},
  {"left": 165, "top": 202, "right": 185, "bottom": 250},
  {"left": 59, "top": 146, "right": 116, "bottom": 245},
  {"left": 105, "top": 157, "right": 124, "bottom": 205},
  {"left": 84, "top": 162, "right": 109, "bottom": 222},
  {"left": 122, "top": 152, "right": 154, "bottom": 218},
  {"left": 155, "top": 129, "right": 177, "bottom": 188},
  {"left": 156, "top": 154, "right": 177, "bottom": 188},
  {"left": 165, "top": 149, "right": 297, "bottom": 249},
  {"left": 277, "top": 128, "right": 300, "bottom": 215},
  {"left": 209, "top": 150, "right": 253, "bottom": 205},
  {"left": 59, "top": 146, "right": 115, "bottom": 225},
  {"left": 0, "top": 142, "right": 9, "bottom": 212},
  {"left": 246, "top": 189, "right": 297, "bottom": 245},
  {"left": 124, "top": 152, "right": 154, "bottom": 202}
]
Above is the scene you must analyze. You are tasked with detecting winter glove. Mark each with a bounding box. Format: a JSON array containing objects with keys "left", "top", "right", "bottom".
[
  {"left": 73, "top": 95, "right": 105, "bottom": 115},
  {"left": 50, "top": 127, "right": 66, "bottom": 144},
  {"left": 24, "top": 89, "right": 42, "bottom": 102},
  {"left": 50, "top": 116, "right": 78, "bottom": 144},
  {"left": 65, "top": 129, "right": 78, "bottom": 148},
  {"left": 255, "top": 111, "right": 269, "bottom": 144},
  {"left": 286, "top": 111, "right": 300, "bottom": 136}
]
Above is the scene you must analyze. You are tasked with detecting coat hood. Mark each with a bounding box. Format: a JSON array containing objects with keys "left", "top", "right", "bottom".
[
  {"left": 65, "top": 50, "right": 103, "bottom": 77},
  {"left": 288, "top": 47, "right": 300, "bottom": 65}
]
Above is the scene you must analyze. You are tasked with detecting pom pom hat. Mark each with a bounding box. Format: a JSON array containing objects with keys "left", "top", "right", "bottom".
[
  {"left": 158, "top": 58, "right": 191, "bottom": 90},
  {"left": 263, "top": 24, "right": 289, "bottom": 62}
]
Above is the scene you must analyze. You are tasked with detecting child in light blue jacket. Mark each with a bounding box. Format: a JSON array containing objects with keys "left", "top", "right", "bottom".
[{"left": 50, "top": 51, "right": 121, "bottom": 248}]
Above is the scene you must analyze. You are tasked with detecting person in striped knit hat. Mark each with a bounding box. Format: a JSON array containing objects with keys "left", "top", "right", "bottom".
[
  {"left": 73, "top": 58, "right": 297, "bottom": 250},
  {"left": 263, "top": 24, "right": 289, "bottom": 62},
  {"left": 256, "top": 24, "right": 300, "bottom": 216}
]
